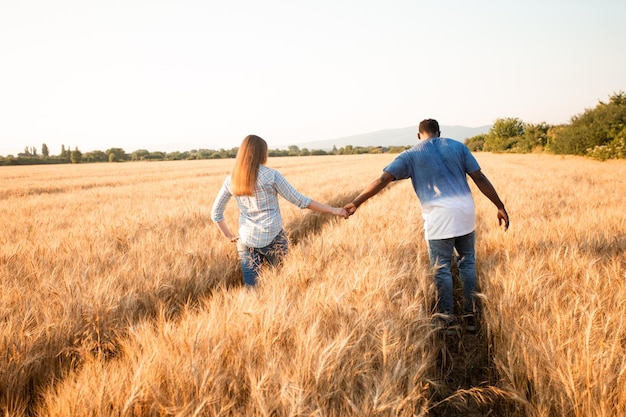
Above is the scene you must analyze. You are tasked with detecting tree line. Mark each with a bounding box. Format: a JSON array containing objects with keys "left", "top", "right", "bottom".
[
  {"left": 2, "top": 92, "right": 624, "bottom": 165},
  {"left": 0, "top": 142, "right": 411, "bottom": 166},
  {"left": 465, "top": 92, "right": 626, "bottom": 160}
]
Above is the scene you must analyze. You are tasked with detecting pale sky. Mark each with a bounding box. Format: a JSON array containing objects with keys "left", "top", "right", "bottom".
[{"left": 1, "top": 0, "right": 625, "bottom": 156}]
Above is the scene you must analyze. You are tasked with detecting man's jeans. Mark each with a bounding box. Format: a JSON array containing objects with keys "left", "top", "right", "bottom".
[
  {"left": 427, "top": 231, "right": 477, "bottom": 315},
  {"left": 237, "top": 230, "right": 289, "bottom": 286}
]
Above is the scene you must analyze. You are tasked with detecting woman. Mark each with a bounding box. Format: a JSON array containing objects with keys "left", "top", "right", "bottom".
[{"left": 211, "top": 135, "right": 348, "bottom": 286}]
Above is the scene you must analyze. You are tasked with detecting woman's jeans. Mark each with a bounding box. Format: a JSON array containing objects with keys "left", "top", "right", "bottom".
[
  {"left": 427, "top": 231, "right": 477, "bottom": 316},
  {"left": 237, "top": 230, "right": 289, "bottom": 286}
]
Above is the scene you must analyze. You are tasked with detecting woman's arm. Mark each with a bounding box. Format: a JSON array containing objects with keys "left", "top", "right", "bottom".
[
  {"left": 271, "top": 169, "right": 347, "bottom": 218},
  {"left": 211, "top": 177, "right": 240, "bottom": 241},
  {"left": 215, "top": 220, "right": 239, "bottom": 242},
  {"left": 307, "top": 200, "right": 349, "bottom": 218}
]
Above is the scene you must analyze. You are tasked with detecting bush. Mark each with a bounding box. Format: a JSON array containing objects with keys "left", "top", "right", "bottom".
[
  {"left": 466, "top": 134, "right": 486, "bottom": 152},
  {"left": 586, "top": 132, "right": 626, "bottom": 161},
  {"left": 550, "top": 92, "right": 626, "bottom": 155}
]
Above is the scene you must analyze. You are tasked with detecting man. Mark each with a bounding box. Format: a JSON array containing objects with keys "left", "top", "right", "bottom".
[{"left": 344, "top": 119, "right": 509, "bottom": 332}]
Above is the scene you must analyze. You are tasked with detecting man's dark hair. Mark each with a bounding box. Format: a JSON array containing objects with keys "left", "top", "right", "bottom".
[{"left": 418, "top": 119, "right": 440, "bottom": 136}]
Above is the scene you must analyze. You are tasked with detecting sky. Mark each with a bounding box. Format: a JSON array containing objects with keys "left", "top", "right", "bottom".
[{"left": 1, "top": 0, "right": 625, "bottom": 156}]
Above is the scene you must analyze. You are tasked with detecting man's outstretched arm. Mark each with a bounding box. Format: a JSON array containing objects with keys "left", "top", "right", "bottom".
[
  {"left": 344, "top": 171, "right": 395, "bottom": 215},
  {"left": 468, "top": 170, "right": 509, "bottom": 230}
]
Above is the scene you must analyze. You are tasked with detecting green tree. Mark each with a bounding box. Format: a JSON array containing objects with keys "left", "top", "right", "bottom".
[
  {"left": 548, "top": 92, "right": 626, "bottom": 156},
  {"left": 106, "top": 148, "right": 127, "bottom": 162},
  {"left": 269, "top": 149, "right": 289, "bottom": 157},
  {"left": 196, "top": 149, "right": 214, "bottom": 159},
  {"left": 483, "top": 118, "right": 525, "bottom": 152},
  {"left": 388, "top": 146, "right": 409, "bottom": 153},
  {"left": 41, "top": 143, "right": 49, "bottom": 157},
  {"left": 465, "top": 134, "right": 487, "bottom": 152},
  {"left": 288, "top": 145, "right": 300, "bottom": 156},
  {"left": 586, "top": 126, "right": 626, "bottom": 160},
  {"left": 84, "top": 150, "right": 108, "bottom": 162},
  {"left": 493, "top": 117, "right": 525, "bottom": 138},
  {"left": 147, "top": 151, "right": 166, "bottom": 160},
  {"left": 70, "top": 148, "right": 82, "bottom": 164},
  {"left": 60, "top": 144, "right": 71, "bottom": 159},
  {"left": 166, "top": 151, "right": 185, "bottom": 160},
  {"left": 131, "top": 149, "right": 150, "bottom": 161},
  {"left": 514, "top": 122, "right": 551, "bottom": 153}
]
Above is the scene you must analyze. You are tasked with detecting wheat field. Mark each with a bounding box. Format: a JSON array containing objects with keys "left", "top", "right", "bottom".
[{"left": 1, "top": 153, "right": 625, "bottom": 416}]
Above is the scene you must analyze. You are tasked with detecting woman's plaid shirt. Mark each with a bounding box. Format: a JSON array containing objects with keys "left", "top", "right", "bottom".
[{"left": 211, "top": 165, "right": 312, "bottom": 247}]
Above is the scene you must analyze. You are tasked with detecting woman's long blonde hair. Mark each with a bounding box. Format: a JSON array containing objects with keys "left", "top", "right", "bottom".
[{"left": 231, "top": 135, "right": 268, "bottom": 196}]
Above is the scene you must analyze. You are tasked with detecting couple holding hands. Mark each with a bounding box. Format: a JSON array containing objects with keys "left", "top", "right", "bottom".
[{"left": 211, "top": 119, "right": 509, "bottom": 329}]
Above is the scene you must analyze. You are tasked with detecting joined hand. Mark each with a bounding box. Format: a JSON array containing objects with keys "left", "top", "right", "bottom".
[
  {"left": 336, "top": 207, "right": 349, "bottom": 219},
  {"left": 343, "top": 202, "right": 357, "bottom": 216}
]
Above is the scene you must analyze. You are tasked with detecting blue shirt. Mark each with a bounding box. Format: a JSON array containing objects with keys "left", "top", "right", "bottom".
[
  {"left": 383, "top": 138, "right": 481, "bottom": 240},
  {"left": 211, "top": 165, "right": 312, "bottom": 247}
]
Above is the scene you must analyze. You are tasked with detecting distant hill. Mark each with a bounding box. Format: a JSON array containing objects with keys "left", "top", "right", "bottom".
[{"left": 291, "top": 125, "right": 491, "bottom": 150}]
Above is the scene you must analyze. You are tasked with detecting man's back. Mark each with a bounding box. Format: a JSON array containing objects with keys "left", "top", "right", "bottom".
[
  {"left": 383, "top": 137, "right": 481, "bottom": 239},
  {"left": 388, "top": 138, "right": 478, "bottom": 204}
]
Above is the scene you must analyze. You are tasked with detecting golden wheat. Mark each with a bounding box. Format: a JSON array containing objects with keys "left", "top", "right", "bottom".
[{"left": 1, "top": 153, "right": 625, "bottom": 416}]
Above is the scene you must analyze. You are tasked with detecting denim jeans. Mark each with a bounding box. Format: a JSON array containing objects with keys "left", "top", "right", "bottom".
[
  {"left": 427, "top": 231, "right": 477, "bottom": 315},
  {"left": 237, "top": 230, "right": 289, "bottom": 286}
]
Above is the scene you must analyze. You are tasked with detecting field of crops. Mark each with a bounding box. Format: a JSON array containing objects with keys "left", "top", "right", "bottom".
[{"left": 1, "top": 153, "right": 625, "bottom": 416}]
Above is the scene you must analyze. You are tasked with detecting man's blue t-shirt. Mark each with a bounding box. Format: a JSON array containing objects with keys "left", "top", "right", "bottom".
[{"left": 383, "top": 138, "right": 481, "bottom": 240}]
